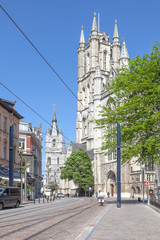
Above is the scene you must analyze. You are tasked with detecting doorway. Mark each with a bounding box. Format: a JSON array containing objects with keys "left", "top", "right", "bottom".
[{"left": 106, "top": 171, "right": 116, "bottom": 197}]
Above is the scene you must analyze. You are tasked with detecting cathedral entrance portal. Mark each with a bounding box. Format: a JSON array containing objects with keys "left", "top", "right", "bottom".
[{"left": 106, "top": 171, "right": 116, "bottom": 197}]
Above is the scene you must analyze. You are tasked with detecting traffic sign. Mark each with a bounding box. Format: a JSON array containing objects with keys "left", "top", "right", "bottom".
[
  {"left": 144, "top": 179, "right": 151, "bottom": 186},
  {"left": 88, "top": 187, "right": 92, "bottom": 191}
]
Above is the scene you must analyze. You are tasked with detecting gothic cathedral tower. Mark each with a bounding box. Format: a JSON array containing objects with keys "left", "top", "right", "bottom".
[
  {"left": 76, "top": 13, "right": 130, "bottom": 195},
  {"left": 45, "top": 107, "right": 66, "bottom": 185}
]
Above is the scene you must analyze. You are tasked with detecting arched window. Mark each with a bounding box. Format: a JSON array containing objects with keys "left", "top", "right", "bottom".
[
  {"left": 82, "top": 117, "right": 87, "bottom": 138},
  {"left": 52, "top": 139, "right": 56, "bottom": 147},
  {"left": 111, "top": 49, "right": 113, "bottom": 61},
  {"left": 106, "top": 97, "right": 115, "bottom": 111},
  {"left": 87, "top": 52, "right": 90, "bottom": 72},
  {"left": 47, "top": 157, "right": 51, "bottom": 165},
  {"left": 3, "top": 117, "right": 7, "bottom": 133}
]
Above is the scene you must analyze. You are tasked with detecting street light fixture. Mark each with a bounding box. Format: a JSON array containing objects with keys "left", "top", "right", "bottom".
[{"left": 141, "top": 165, "right": 145, "bottom": 203}]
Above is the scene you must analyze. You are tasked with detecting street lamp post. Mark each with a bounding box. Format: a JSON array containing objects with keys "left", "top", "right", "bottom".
[
  {"left": 117, "top": 122, "right": 121, "bottom": 208},
  {"left": 141, "top": 166, "right": 145, "bottom": 203}
]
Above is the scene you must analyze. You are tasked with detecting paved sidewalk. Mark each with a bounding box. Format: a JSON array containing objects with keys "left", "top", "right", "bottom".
[{"left": 87, "top": 199, "right": 160, "bottom": 240}]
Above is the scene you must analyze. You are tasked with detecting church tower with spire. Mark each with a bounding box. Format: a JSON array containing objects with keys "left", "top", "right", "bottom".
[
  {"left": 45, "top": 106, "right": 66, "bottom": 186},
  {"left": 76, "top": 13, "right": 130, "bottom": 196}
]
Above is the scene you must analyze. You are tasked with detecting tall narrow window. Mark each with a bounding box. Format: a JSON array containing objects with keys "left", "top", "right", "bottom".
[
  {"left": 111, "top": 49, "right": 113, "bottom": 61},
  {"left": 108, "top": 124, "right": 117, "bottom": 161},
  {"left": 4, "top": 142, "right": 7, "bottom": 160},
  {"left": 52, "top": 139, "right": 56, "bottom": 147},
  {"left": 48, "top": 157, "right": 51, "bottom": 165},
  {"left": 145, "top": 157, "right": 154, "bottom": 171},
  {"left": 103, "top": 51, "right": 107, "bottom": 70},
  {"left": 57, "top": 157, "right": 59, "bottom": 165},
  {"left": 87, "top": 52, "right": 90, "bottom": 72},
  {"left": 3, "top": 117, "right": 7, "bottom": 133},
  {"left": 19, "top": 138, "right": 25, "bottom": 150},
  {"left": 82, "top": 118, "right": 85, "bottom": 138}
]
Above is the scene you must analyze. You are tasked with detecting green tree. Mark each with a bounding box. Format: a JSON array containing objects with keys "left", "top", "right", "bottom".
[
  {"left": 19, "top": 151, "right": 31, "bottom": 203},
  {"left": 45, "top": 157, "right": 52, "bottom": 185},
  {"left": 45, "top": 159, "right": 59, "bottom": 196},
  {"left": 96, "top": 42, "right": 160, "bottom": 165},
  {"left": 61, "top": 149, "right": 94, "bottom": 195},
  {"left": 47, "top": 181, "right": 59, "bottom": 196},
  {"left": 0, "top": 178, "right": 7, "bottom": 187}
]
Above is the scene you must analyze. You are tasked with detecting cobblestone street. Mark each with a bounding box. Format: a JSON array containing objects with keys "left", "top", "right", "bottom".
[
  {"left": 0, "top": 198, "right": 108, "bottom": 240},
  {"left": 0, "top": 198, "right": 160, "bottom": 240}
]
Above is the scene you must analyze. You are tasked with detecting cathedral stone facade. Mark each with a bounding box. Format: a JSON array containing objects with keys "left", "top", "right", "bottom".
[{"left": 76, "top": 13, "right": 130, "bottom": 196}]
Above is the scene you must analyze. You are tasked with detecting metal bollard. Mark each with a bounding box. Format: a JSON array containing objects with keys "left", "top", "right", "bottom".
[
  {"left": 39, "top": 198, "right": 40, "bottom": 204},
  {"left": 34, "top": 198, "right": 36, "bottom": 204},
  {"left": 43, "top": 198, "right": 44, "bottom": 203}
]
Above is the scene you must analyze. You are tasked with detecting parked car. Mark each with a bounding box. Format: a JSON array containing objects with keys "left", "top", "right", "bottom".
[
  {"left": 0, "top": 187, "right": 21, "bottom": 210},
  {"left": 57, "top": 193, "right": 64, "bottom": 199}
]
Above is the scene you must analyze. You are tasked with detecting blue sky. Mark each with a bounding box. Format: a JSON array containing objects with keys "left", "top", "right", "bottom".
[{"left": 0, "top": 0, "right": 159, "bottom": 174}]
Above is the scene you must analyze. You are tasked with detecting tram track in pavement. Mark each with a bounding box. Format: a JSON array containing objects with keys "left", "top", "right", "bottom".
[
  {"left": 0, "top": 198, "right": 89, "bottom": 227},
  {"left": 0, "top": 198, "right": 98, "bottom": 239},
  {"left": 0, "top": 198, "right": 82, "bottom": 222}
]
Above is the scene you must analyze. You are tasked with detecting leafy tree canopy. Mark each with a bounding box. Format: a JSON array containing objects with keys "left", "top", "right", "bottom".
[
  {"left": 0, "top": 178, "right": 7, "bottom": 187},
  {"left": 61, "top": 149, "right": 94, "bottom": 192},
  {"left": 47, "top": 181, "right": 59, "bottom": 195},
  {"left": 96, "top": 42, "right": 160, "bottom": 165}
]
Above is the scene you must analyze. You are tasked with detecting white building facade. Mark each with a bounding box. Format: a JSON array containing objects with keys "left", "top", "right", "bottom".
[
  {"left": 45, "top": 107, "right": 66, "bottom": 187},
  {"left": 19, "top": 121, "right": 42, "bottom": 199}
]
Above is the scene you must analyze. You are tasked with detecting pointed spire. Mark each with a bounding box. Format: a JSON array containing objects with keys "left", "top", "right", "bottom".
[
  {"left": 120, "top": 38, "right": 129, "bottom": 68},
  {"left": 59, "top": 127, "right": 62, "bottom": 134},
  {"left": 79, "top": 26, "right": 85, "bottom": 44},
  {"left": 92, "top": 12, "right": 97, "bottom": 33},
  {"left": 120, "top": 38, "right": 129, "bottom": 59},
  {"left": 52, "top": 104, "right": 57, "bottom": 122},
  {"left": 113, "top": 19, "right": 119, "bottom": 39}
]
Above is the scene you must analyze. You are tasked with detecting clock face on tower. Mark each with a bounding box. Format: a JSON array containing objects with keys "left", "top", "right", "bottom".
[{"left": 52, "top": 139, "right": 56, "bottom": 146}]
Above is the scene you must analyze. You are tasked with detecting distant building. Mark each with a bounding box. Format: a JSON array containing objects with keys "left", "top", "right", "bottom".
[
  {"left": 19, "top": 121, "right": 42, "bottom": 198},
  {"left": 0, "top": 98, "right": 23, "bottom": 185},
  {"left": 44, "top": 107, "right": 66, "bottom": 190}
]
